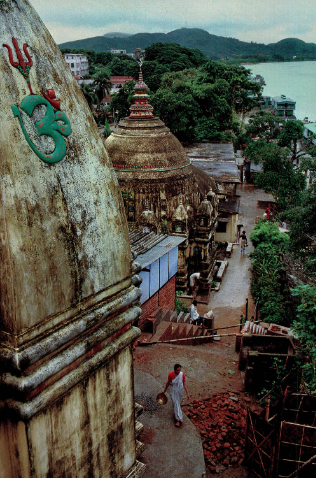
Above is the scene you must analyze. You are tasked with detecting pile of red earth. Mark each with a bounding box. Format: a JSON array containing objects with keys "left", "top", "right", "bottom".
[{"left": 184, "top": 393, "right": 249, "bottom": 473}]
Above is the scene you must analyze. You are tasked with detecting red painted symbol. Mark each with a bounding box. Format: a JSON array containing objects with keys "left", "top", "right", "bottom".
[
  {"left": 3, "top": 37, "right": 33, "bottom": 94},
  {"left": 41, "top": 89, "right": 61, "bottom": 110}
]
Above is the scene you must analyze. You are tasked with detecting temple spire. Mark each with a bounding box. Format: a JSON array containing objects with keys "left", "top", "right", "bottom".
[{"left": 129, "top": 66, "right": 154, "bottom": 119}]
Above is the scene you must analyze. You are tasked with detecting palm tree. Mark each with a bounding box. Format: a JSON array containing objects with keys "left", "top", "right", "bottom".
[
  {"left": 80, "top": 83, "right": 98, "bottom": 110},
  {"left": 93, "top": 67, "right": 112, "bottom": 107}
]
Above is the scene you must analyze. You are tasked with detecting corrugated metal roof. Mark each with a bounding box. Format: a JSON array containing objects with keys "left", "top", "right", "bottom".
[
  {"left": 304, "top": 123, "right": 316, "bottom": 134},
  {"left": 130, "top": 231, "right": 186, "bottom": 268},
  {"left": 129, "top": 230, "right": 167, "bottom": 256},
  {"left": 219, "top": 198, "right": 239, "bottom": 214},
  {"left": 184, "top": 142, "right": 240, "bottom": 183}
]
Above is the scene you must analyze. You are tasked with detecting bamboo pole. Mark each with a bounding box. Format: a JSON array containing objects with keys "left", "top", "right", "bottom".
[
  {"left": 138, "top": 332, "right": 239, "bottom": 346},
  {"left": 285, "top": 453, "right": 316, "bottom": 478}
]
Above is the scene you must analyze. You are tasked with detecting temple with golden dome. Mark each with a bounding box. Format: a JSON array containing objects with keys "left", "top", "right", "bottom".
[{"left": 105, "top": 68, "right": 219, "bottom": 290}]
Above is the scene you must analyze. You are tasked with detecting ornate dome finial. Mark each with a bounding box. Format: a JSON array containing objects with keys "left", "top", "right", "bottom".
[{"left": 129, "top": 65, "right": 154, "bottom": 119}]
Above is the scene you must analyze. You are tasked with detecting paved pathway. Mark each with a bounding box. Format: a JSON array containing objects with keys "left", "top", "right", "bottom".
[
  {"left": 134, "top": 183, "right": 274, "bottom": 478},
  {"left": 205, "top": 183, "right": 274, "bottom": 325},
  {"left": 134, "top": 370, "right": 206, "bottom": 478}
]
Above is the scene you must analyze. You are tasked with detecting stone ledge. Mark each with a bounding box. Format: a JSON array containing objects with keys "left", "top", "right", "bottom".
[{"left": 124, "top": 460, "right": 146, "bottom": 478}]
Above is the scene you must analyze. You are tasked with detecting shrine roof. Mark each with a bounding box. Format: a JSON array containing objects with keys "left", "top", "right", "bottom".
[{"left": 185, "top": 142, "right": 240, "bottom": 184}]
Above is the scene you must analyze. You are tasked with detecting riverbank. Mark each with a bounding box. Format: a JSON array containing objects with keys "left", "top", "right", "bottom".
[{"left": 245, "top": 60, "right": 316, "bottom": 122}]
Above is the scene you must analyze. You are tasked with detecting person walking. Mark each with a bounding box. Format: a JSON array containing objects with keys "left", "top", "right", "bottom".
[
  {"left": 240, "top": 230, "right": 247, "bottom": 253},
  {"left": 190, "top": 299, "right": 205, "bottom": 326},
  {"left": 163, "top": 364, "right": 190, "bottom": 427}
]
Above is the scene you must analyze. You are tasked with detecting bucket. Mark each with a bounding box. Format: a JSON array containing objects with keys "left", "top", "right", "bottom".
[{"left": 156, "top": 392, "right": 168, "bottom": 405}]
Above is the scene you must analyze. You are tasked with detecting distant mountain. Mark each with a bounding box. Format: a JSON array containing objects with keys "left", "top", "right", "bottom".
[
  {"left": 103, "top": 32, "right": 131, "bottom": 38},
  {"left": 59, "top": 28, "right": 316, "bottom": 60},
  {"left": 268, "top": 38, "right": 316, "bottom": 57}
]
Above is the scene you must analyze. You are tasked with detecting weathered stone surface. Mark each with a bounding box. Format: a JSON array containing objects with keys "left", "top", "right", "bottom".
[
  {"left": 0, "top": 2, "right": 142, "bottom": 477},
  {"left": 0, "top": 0, "right": 131, "bottom": 345}
]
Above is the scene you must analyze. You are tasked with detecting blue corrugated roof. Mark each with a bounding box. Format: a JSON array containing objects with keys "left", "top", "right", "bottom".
[{"left": 134, "top": 235, "right": 186, "bottom": 268}]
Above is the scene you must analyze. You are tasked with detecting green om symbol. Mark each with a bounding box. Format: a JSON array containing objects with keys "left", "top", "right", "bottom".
[{"left": 12, "top": 95, "right": 71, "bottom": 164}]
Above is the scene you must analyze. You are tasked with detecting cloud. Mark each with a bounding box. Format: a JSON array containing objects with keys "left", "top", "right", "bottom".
[{"left": 29, "top": 0, "right": 316, "bottom": 45}]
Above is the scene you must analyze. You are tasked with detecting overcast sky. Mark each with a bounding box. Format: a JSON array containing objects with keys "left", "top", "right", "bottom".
[{"left": 28, "top": 0, "right": 316, "bottom": 45}]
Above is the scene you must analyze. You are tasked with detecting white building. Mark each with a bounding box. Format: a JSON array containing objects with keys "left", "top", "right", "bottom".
[
  {"left": 303, "top": 123, "right": 316, "bottom": 145},
  {"left": 63, "top": 53, "right": 89, "bottom": 77},
  {"left": 110, "top": 49, "right": 126, "bottom": 55}
]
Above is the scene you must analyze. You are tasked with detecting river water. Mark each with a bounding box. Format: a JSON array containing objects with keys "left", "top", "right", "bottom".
[{"left": 245, "top": 61, "right": 316, "bottom": 122}]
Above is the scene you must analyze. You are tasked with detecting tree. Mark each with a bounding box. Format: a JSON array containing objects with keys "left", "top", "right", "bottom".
[
  {"left": 246, "top": 111, "right": 281, "bottom": 142},
  {"left": 109, "top": 80, "right": 136, "bottom": 122},
  {"left": 103, "top": 118, "right": 112, "bottom": 139},
  {"left": 80, "top": 83, "right": 98, "bottom": 109},
  {"left": 245, "top": 140, "right": 306, "bottom": 210},
  {"left": 200, "top": 61, "right": 262, "bottom": 113},
  {"left": 291, "top": 284, "right": 316, "bottom": 393},
  {"left": 278, "top": 120, "right": 304, "bottom": 166},
  {"left": 92, "top": 67, "right": 112, "bottom": 107},
  {"left": 141, "top": 60, "right": 169, "bottom": 92},
  {"left": 144, "top": 42, "right": 207, "bottom": 68},
  {"left": 283, "top": 186, "right": 316, "bottom": 258},
  {"left": 150, "top": 67, "right": 240, "bottom": 141},
  {"left": 249, "top": 221, "right": 290, "bottom": 325}
]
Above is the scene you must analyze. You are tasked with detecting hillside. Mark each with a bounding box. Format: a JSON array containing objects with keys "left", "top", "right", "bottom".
[
  {"left": 103, "top": 32, "right": 131, "bottom": 38},
  {"left": 58, "top": 27, "right": 316, "bottom": 60}
]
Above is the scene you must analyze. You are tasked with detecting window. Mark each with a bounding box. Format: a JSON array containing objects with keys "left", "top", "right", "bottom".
[{"left": 216, "top": 221, "right": 227, "bottom": 233}]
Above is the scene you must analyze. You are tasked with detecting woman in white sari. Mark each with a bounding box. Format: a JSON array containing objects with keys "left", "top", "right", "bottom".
[{"left": 163, "top": 364, "right": 190, "bottom": 427}]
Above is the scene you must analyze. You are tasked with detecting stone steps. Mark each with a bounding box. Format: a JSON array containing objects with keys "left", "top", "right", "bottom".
[{"left": 148, "top": 308, "right": 214, "bottom": 344}]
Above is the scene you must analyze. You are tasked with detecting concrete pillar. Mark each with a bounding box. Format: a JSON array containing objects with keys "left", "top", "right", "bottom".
[{"left": 0, "top": 1, "right": 144, "bottom": 476}]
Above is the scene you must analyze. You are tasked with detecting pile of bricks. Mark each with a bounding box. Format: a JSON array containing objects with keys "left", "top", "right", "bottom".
[{"left": 184, "top": 393, "right": 249, "bottom": 473}]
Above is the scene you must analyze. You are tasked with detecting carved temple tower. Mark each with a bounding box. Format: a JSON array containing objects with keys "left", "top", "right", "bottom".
[
  {"left": 0, "top": 1, "right": 144, "bottom": 476},
  {"left": 105, "top": 68, "right": 218, "bottom": 290}
]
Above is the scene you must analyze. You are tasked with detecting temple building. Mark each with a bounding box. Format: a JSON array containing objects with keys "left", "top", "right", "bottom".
[{"left": 105, "top": 69, "right": 219, "bottom": 291}]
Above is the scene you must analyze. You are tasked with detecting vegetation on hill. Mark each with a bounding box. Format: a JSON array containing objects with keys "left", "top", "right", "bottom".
[
  {"left": 59, "top": 27, "right": 316, "bottom": 61},
  {"left": 67, "top": 42, "right": 262, "bottom": 141},
  {"left": 150, "top": 60, "right": 261, "bottom": 141}
]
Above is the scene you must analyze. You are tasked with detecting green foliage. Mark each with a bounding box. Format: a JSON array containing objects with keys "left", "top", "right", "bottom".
[
  {"left": 106, "top": 56, "right": 139, "bottom": 77},
  {"left": 103, "top": 119, "right": 111, "bottom": 139},
  {"left": 282, "top": 187, "right": 316, "bottom": 258},
  {"left": 150, "top": 60, "right": 260, "bottom": 142},
  {"left": 161, "top": 219, "right": 168, "bottom": 234},
  {"left": 250, "top": 221, "right": 290, "bottom": 325},
  {"left": 258, "top": 358, "right": 288, "bottom": 403},
  {"left": 92, "top": 67, "right": 112, "bottom": 105},
  {"left": 59, "top": 30, "right": 316, "bottom": 60},
  {"left": 250, "top": 220, "right": 289, "bottom": 249},
  {"left": 175, "top": 291, "right": 189, "bottom": 314},
  {"left": 278, "top": 120, "right": 304, "bottom": 164},
  {"left": 145, "top": 42, "right": 207, "bottom": 69},
  {"left": 245, "top": 140, "right": 306, "bottom": 210},
  {"left": 80, "top": 83, "right": 98, "bottom": 109},
  {"left": 291, "top": 285, "right": 316, "bottom": 393},
  {"left": 141, "top": 60, "right": 169, "bottom": 92},
  {"left": 246, "top": 111, "right": 281, "bottom": 142},
  {"left": 109, "top": 80, "right": 136, "bottom": 122}
]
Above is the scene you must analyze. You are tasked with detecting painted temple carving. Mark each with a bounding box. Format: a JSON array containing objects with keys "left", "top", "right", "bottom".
[{"left": 3, "top": 36, "right": 72, "bottom": 164}]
